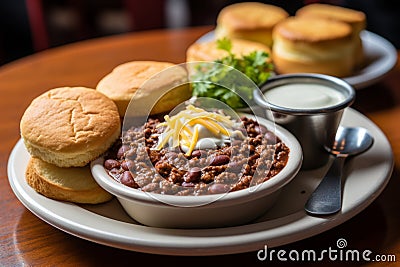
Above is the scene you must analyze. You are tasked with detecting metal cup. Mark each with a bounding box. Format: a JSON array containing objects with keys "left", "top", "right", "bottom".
[{"left": 254, "top": 74, "right": 355, "bottom": 169}]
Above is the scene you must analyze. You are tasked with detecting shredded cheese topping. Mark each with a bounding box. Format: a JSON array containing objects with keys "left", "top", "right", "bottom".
[{"left": 154, "top": 105, "right": 236, "bottom": 155}]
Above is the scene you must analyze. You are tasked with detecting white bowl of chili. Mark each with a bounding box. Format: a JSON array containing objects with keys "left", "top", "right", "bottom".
[{"left": 91, "top": 113, "right": 302, "bottom": 229}]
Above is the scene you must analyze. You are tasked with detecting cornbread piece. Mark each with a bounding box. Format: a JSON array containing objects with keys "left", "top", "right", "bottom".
[
  {"left": 215, "top": 2, "right": 289, "bottom": 47},
  {"left": 20, "top": 87, "right": 121, "bottom": 167},
  {"left": 272, "top": 16, "right": 354, "bottom": 77},
  {"left": 26, "top": 157, "right": 112, "bottom": 204},
  {"left": 186, "top": 38, "right": 271, "bottom": 62},
  {"left": 96, "top": 61, "right": 190, "bottom": 117},
  {"left": 296, "top": 4, "right": 366, "bottom": 67}
]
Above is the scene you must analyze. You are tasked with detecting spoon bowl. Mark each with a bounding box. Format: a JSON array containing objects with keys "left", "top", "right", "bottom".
[
  {"left": 305, "top": 126, "right": 374, "bottom": 215},
  {"left": 329, "top": 127, "right": 374, "bottom": 156}
]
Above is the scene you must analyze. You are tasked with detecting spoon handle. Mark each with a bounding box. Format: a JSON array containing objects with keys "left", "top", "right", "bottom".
[{"left": 305, "top": 156, "right": 346, "bottom": 215}]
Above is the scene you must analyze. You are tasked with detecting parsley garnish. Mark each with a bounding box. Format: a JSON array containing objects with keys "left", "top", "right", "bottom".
[{"left": 191, "top": 38, "right": 273, "bottom": 109}]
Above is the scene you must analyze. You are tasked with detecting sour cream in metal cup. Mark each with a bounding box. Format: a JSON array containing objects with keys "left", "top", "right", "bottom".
[{"left": 254, "top": 73, "right": 355, "bottom": 169}]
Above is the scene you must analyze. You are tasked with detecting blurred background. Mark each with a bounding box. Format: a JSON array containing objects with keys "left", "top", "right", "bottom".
[{"left": 0, "top": 0, "right": 399, "bottom": 65}]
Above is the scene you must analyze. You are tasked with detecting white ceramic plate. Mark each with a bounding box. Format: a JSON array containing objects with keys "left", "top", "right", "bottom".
[
  {"left": 196, "top": 30, "right": 397, "bottom": 90},
  {"left": 8, "top": 108, "right": 393, "bottom": 256}
]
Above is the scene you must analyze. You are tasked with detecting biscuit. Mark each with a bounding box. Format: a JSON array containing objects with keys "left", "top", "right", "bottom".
[
  {"left": 296, "top": 4, "right": 366, "bottom": 67},
  {"left": 96, "top": 61, "right": 190, "bottom": 117},
  {"left": 20, "top": 87, "right": 121, "bottom": 167},
  {"left": 186, "top": 38, "right": 271, "bottom": 62},
  {"left": 26, "top": 157, "right": 112, "bottom": 204},
  {"left": 215, "top": 2, "right": 289, "bottom": 47},
  {"left": 296, "top": 4, "right": 366, "bottom": 35},
  {"left": 272, "top": 16, "right": 354, "bottom": 77}
]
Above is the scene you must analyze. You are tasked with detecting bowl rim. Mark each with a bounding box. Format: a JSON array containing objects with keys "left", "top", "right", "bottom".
[
  {"left": 253, "top": 73, "right": 356, "bottom": 115},
  {"left": 91, "top": 114, "right": 303, "bottom": 207}
]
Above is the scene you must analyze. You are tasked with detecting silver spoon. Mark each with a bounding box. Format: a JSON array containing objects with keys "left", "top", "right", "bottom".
[{"left": 305, "top": 127, "right": 374, "bottom": 215}]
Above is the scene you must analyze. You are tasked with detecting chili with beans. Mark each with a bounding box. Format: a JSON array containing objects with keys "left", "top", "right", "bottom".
[{"left": 104, "top": 117, "right": 289, "bottom": 195}]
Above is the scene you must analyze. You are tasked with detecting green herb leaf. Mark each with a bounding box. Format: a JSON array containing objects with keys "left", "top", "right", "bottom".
[
  {"left": 190, "top": 38, "right": 274, "bottom": 109},
  {"left": 216, "top": 37, "right": 232, "bottom": 53}
]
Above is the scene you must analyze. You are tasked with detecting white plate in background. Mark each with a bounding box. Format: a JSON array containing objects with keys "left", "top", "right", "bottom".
[{"left": 196, "top": 30, "right": 397, "bottom": 90}]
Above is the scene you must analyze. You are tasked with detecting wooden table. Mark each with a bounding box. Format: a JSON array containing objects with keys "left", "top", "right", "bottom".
[{"left": 1, "top": 26, "right": 399, "bottom": 266}]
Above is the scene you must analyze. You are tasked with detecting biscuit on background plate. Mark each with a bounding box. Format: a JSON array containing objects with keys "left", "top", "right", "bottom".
[
  {"left": 215, "top": 2, "right": 289, "bottom": 47},
  {"left": 272, "top": 16, "right": 354, "bottom": 77},
  {"left": 186, "top": 38, "right": 271, "bottom": 62},
  {"left": 296, "top": 3, "right": 366, "bottom": 68}
]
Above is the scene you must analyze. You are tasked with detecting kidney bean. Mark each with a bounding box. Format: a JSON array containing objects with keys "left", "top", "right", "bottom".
[
  {"left": 184, "top": 167, "right": 201, "bottom": 183},
  {"left": 109, "top": 168, "right": 121, "bottom": 177},
  {"left": 210, "top": 155, "right": 230, "bottom": 166},
  {"left": 121, "top": 160, "right": 134, "bottom": 171},
  {"left": 264, "top": 131, "right": 277, "bottom": 144},
  {"left": 255, "top": 125, "right": 268, "bottom": 135},
  {"left": 208, "top": 183, "right": 230, "bottom": 194},
  {"left": 228, "top": 161, "right": 243, "bottom": 172},
  {"left": 182, "top": 182, "right": 195, "bottom": 187},
  {"left": 125, "top": 148, "right": 137, "bottom": 159},
  {"left": 120, "top": 171, "right": 136, "bottom": 188},
  {"left": 165, "top": 151, "right": 178, "bottom": 160},
  {"left": 117, "top": 145, "right": 130, "bottom": 159},
  {"left": 191, "top": 150, "right": 205, "bottom": 158},
  {"left": 104, "top": 159, "right": 120, "bottom": 170},
  {"left": 142, "top": 182, "right": 158, "bottom": 191}
]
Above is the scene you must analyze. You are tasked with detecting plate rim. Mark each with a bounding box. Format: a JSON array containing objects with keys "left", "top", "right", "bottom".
[
  {"left": 195, "top": 30, "right": 398, "bottom": 90},
  {"left": 8, "top": 108, "right": 394, "bottom": 256}
]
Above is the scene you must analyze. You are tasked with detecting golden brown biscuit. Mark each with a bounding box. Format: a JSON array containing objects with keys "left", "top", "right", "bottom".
[
  {"left": 272, "top": 16, "right": 354, "bottom": 77},
  {"left": 296, "top": 4, "right": 366, "bottom": 34},
  {"left": 20, "top": 87, "right": 121, "bottom": 167},
  {"left": 296, "top": 4, "right": 366, "bottom": 67},
  {"left": 26, "top": 157, "right": 112, "bottom": 204},
  {"left": 96, "top": 61, "right": 190, "bottom": 117},
  {"left": 186, "top": 38, "right": 271, "bottom": 62},
  {"left": 215, "top": 2, "right": 289, "bottom": 47}
]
